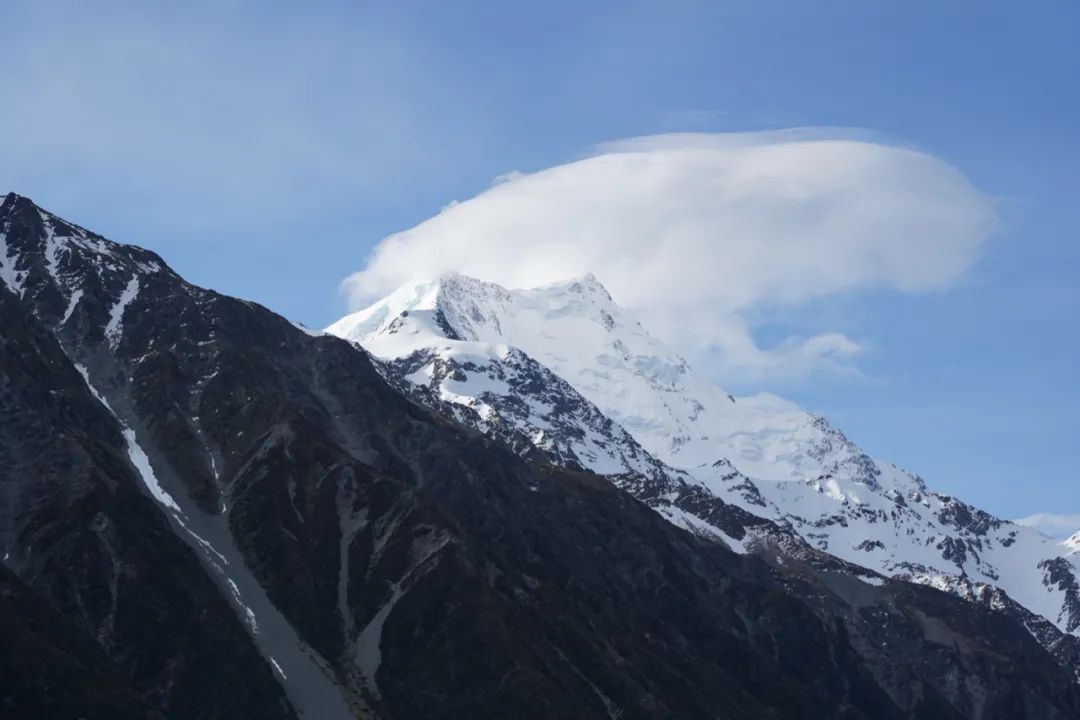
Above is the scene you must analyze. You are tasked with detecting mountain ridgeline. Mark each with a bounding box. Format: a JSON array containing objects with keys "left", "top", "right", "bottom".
[{"left": 1, "top": 193, "right": 1078, "bottom": 719}]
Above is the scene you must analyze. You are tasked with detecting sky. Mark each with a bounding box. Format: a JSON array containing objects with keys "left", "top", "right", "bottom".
[{"left": 1, "top": 1, "right": 1077, "bottom": 519}]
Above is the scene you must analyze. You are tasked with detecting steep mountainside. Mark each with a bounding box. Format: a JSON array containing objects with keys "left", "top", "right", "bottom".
[
  {"left": 4, "top": 193, "right": 1080, "bottom": 718},
  {"left": 0, "top": 564, "right": 166, "bottom": 720},
  {"left": 328, "top": 272, "right": 1080, "bottom": 649}
]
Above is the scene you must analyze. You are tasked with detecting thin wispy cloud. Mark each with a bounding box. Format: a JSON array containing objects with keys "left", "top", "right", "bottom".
[
  {"left": 343, "top": 131, "right": 998, "bottom": 384},
  {"left": 1014, "top": 513, "right": 1080, "bottom": 539},
  {"left": 0, "top": 2, "right": 481, "bottom": 229}
]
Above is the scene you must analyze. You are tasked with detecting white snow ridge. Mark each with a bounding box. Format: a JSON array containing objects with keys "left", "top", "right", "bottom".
[{"left": 328, "top": 271, "right": 1080, "bottom": 638}]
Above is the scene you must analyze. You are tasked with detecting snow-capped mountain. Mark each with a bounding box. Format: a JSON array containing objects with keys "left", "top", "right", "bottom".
[{"left": 328, "top": 272, "right": 1080, "bottom": 641}]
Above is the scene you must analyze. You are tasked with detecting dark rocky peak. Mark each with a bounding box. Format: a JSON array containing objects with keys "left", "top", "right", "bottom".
[
  {"left": 1, "top": 194, "right": 175, "bottom": 335},
  {"left": 1, "top": 193, "right": 170, "bottom": 280},
  {"left": 563, "top": 271, "right": 614, "bottom": 302}
]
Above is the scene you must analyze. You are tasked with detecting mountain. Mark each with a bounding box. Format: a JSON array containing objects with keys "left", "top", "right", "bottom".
[
  {"left": 328, "top": 272, "right": 1080, "bottom": 654},
  {"left": 3, "top": 193, "right": 1080, "bottom": 718}
]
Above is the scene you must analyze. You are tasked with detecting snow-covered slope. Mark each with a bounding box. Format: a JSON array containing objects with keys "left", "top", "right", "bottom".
[
  {"left": 328, "top": 272, "right": 1080, "bottom": 638},
  {"left": 328, "top": 275, "right": 671, "bottom": 479}
]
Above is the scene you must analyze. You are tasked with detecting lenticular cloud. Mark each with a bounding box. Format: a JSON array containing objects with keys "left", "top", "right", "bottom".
[{"left": 341, "top": 131, "right": 996, "bottom": 382}]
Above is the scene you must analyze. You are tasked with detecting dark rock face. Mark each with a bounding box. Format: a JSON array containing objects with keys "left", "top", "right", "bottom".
[
  {"left": 2, "top": 192, "right": 1080, "bottom": 719},
  {"left": 0, "top": 565, "right": 164, "bottom": 720},
  {"left": 1041, "top": 557, "right": 1080, "bottom": 633},
  {"left": 0, "top": 273, "right": 295, "bottom": 719}
]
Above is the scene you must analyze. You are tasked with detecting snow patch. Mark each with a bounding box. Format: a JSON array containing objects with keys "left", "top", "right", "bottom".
[
  {"left": 122, "top": 428, "right": 183, "bottom": 513},
  {"left": 1066, "top": 532, "right": 1080, "bottom": 556},
  {"left": 74, "top": 363, "right": 182, "bottom": 514},
  {"left": 59, "top": 289, "right": 83, "bottom": 325},
  {"left": 270, "top": 657, "right": 288, "bottom": 679},
  {"left": 0, "top": 231, "right": 24, "bottom": 296},
  {"left": 105, "top": 276, "right": 140, "bottom": 347},
  {"left": 290, "top": 320, "right": 324, "bottom": 337},
  {"left": 355, "top": 582, "right": 404, "bottom": 697},
  {"left": 173, "top": 513, "right": 228, "bottom": 566},
  {"left": 226, "top": 577, "right": 260, "bottom": 633}
]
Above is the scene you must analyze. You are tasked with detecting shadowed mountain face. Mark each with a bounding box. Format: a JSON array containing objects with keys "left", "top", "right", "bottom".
[
  {"left": 2, "top": 192, "right": 1079, "bottom": 719},
  {"left": 0, "top": 564, "right": 165, "bottom": 720}
]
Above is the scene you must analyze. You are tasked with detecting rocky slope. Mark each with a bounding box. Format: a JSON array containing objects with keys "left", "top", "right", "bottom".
[
  {"left": 4, "top": 193, "right": 1080, "bottom": 718},
  {"left": 328, "top": 272, "right": 1080, "bottom": 652}
]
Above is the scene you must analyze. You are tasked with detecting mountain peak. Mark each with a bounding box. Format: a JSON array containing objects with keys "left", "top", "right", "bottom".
[
  {"left": 529, "top": 271, "right": 615, "bottom": 304},
  {"left": 1, "top": 191, "right": 39, "bottom": 213},
  {"left": 1067, "top": 530, "right": 1080, "bottom": 555},
  {"left": 327, "top": 271, "right": 622, "bottom": 348},
  {"left": 1, "top": 195, "right": 172, "bottom": 342}
]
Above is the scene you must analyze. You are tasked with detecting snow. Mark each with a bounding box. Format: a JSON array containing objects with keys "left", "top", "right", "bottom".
[
  {"left": 329, "top": 273, "right": 869, "bottom": 484},
  {"left": 173, "top": 513, "right": 229, "bottom": 566},
  {"left": 226, "top": 577, "right": 260, "bottom": 633},
  {"left": 328, "top": 278, "right": 677, "bottom": 480},
  {"left": 290, "top": 320, "right": 324, "bottom": 337},
  {"left": 41, "top": 219, "right": 62, "bottom": 280},
  {"left": 0, "top": 230, "right": 24, "bottom": 296},
  {"left": 856, "top": 574, "right": 886, "bottom": 587},
  {"left": 74, "top": 364, "right": 115, "bottom": 411},
  {"left": 329, "top": 272, "right": 1080, "bottom": 637},
  {"left": 59, "top": 289, "right": 83, "bottom": 325},
  {"left": 1064, "top": 531, "right": 1080, "bottom": 555},
  {"left": 355, "top": 582, "right": 404, "bottom": 697},
  {"left": 75, "top": 363, "right": 183, "bottom": 514},
  {"left": 270, "top": 657, "right": 288, "bottom": 679},
  {"left": 105, "top": 276, "right": 140, "bottom": 346},
  {"left": 122, "top": 428, "right": 183, "bottom": 513},
  {"left": 657, "top": 503, "right": 747, "bottom": 553}
]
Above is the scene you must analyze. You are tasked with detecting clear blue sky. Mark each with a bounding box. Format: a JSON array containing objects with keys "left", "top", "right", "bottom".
[{"left": 1, "top": 1, "right": 1076, "bottom": 518}]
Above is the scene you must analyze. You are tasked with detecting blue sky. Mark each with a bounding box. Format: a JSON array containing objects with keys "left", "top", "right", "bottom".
[{"left": 1, "top": 1, "right": 1076, "bottom": 518}]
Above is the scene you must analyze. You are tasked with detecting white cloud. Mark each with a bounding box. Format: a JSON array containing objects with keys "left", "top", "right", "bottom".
[
  {"left": 341, "top": 131, "right": 997, "bottom": 384},
  {"left": 1014, "top": 513, "right": 1080, "bottom": 539}
]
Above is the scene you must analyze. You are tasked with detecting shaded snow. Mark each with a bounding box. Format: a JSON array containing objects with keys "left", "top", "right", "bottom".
[
  {"left": 355, "top": 582, "right": 404, "bottom": 697},
  {"left": 59, "top": 289, "right": 83, "bottom": 325},
  {"left": 0, "top": 230, "right": 24, "bottom": 296},
  {"left": 270, "top": 657, "right": 288, "bottom": 679},
  {"left": 105, "top": 276, "right": 139, "bottom": 346},
  {"left": 74, "top": 362, "right": 183, "bottom": 514},
  {"left": 290, "top": 320, "right": 324, "bottom": 337},
  {"left": 122, "top": 428, "right": 183, "bottom": 514}
]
